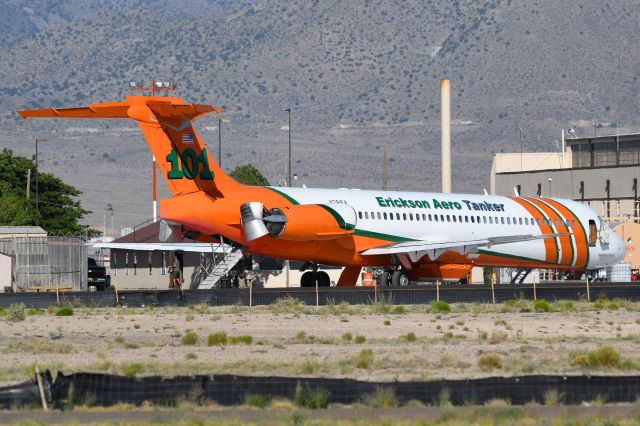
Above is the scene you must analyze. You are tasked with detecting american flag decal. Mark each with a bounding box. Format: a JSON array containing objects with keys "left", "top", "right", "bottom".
[{"left": 181, "top": 133, "right": 195, "bottom": 144}]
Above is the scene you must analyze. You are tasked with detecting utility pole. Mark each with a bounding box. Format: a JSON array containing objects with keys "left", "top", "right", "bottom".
[
  {"left": 218, "top": 118, "right": 223, "bottom": 168},
  {"left": 26, "top": 169, "right": 31, "bottom": 199},
  {"left": 286, "top": 108, "right": 292, "bottom": 187},
  {"left": 285, "top": 108, "right": 292, "bottom": 288},
  {"left": 35, "top": 138, "right": 46, "bottom": 225},
  {"left": 383, "top": 144, "right": 389, "bottom": 190}
]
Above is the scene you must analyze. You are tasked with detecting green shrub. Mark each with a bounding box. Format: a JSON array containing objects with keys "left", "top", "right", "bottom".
[
  {"left": 432, "top": 300, "right": 451, "bottom": 313},
  {"left": 533, "top": 299, "right": 550, "bottom": 312},
  {"left": 181, "top": 331, "right": 198, "bottom": 346},
  {"left": 294, "top": 383, "right": 329, "bottom": 409},
  {"left": 7, "top": 303, "right": 26, "bottom": 322},
  {"left": 391, "top": 305, "right": 406, "bottom": 314},
  {"left": 341, "top": 332, "right": 353, "bottom": 341},
  {"left": 405, "top": 332, "right": 417, "bottom": 342},
  {"left": 383, "top": 320, "right": 391, "bottom": 326},
  {"left": 363, "top": 386, "right": 398, "bottom": 408},
  {"left": 571, "top": 346, "right": 621, "bottom": 369},
  {"left": 607, "top": 303, "right": 619, "bottom": 311},
  {"left": 27, "top": 308, "right": 43, "bottom": 316},
  {"left": 121, "top": 362, "right": 143, "bottom": 377},
  {"left": 354, "top": 335, "right": 366, "bottom": 344},
  {"left": 270, "top": 297, "right": 307, "bottom": 315},
  {"left": 56, "top": 306, "right": 74, "bottom": 316},
  {"left": 245, "top": 393, "right": 270, "bottom": 408},
  {"left": 229, "top": 335, "right": 253, "bottom": 345},
  {"left": 185, "top": 352, "right": 197, "bottom": 360},
  {"left": 478, "top": 353, "right": 502, "bottom": 371},
  {"left": 489, "top": 331, "right": 508, "bottom": 344},
  {"left": 207, "top": 332, "right": 227, "bottom": 346},
  {"left": 295, "top": 331, "right": 307, "bottom": 341},
  {"left": 356, "top": 349, "right": 374, "bottom": 369}
]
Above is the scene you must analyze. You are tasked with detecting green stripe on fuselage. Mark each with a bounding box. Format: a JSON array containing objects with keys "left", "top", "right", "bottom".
[{"left": 265, "top": 187, "right": 300, "bottom": 205}]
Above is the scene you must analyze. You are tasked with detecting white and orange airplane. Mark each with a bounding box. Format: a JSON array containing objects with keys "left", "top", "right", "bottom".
[{"left": 18, "top": 95, "right": 626, "bottom": 286}]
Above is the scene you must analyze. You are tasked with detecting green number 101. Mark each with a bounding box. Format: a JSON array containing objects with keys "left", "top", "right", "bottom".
[{"left": 166, "top": 148, "right": 214, "bottom": 180}]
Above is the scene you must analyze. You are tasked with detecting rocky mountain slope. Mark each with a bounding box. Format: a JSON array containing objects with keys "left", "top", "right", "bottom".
[{"left": 1, "top": 0, "right": 638, "bottom": 230}]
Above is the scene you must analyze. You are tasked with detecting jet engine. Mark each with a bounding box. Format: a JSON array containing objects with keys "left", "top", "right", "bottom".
[{"left": 240, "top": 202, "right": 357, "bottom": 242}]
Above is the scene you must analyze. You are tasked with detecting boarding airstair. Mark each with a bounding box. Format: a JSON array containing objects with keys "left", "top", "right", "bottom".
[
  {"left": 198, "top": 242, "right": 244, "bottom": 289},
  {"left": 508, "top": 268, "right": 531, "bottom": 284}
]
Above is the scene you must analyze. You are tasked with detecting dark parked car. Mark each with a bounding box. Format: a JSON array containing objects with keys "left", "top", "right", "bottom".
[{"left": 88, "top": 257, "right": 110, "bottom": 290}]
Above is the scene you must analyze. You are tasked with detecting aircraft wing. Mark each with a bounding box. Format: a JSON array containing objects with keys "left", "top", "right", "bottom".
[
  {"left": 92, "top": 242, "right": 233, "bottom": 253},
  {"left": 361, "top": 233, "right": 569, "bottom": 262}
]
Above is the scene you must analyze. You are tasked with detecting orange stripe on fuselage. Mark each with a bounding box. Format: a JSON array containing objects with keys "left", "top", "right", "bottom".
[
  {"left": 542, "top": 198, "right": 587, "bottom": 269},
  {"left": 524, "top": 198, "right": 572, "bottom": 267},
  {"left": 509, "top": 197, "right": 555, "bottom": 263}
]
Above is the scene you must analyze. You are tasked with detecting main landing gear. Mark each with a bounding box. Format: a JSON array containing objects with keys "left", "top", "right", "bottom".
[
  {"left": 300, "top": 267, "right": 331, "bottom": 287},
  {"left": 373, "top": 268, "right": 411, "bottom": 286}
]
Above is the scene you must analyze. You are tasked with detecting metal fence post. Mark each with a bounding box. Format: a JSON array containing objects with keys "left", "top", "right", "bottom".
[
  {"left": 35, "top": 366, "right": 48, "bottom": 411},
  {"left": 249, "top": 280, "right": 253, "bottom": 308},
  {"left": 586, "top": 275, "right": 590, "bottom": 303},
  {"left": 533, "top": 279, "right": 537, "bottom": 301},
  {"left": 436, "top": 280, "right": 440, "bottom": 302},
  {"left": 316, "top": 281, "right": 319, "bottom": 307},
  {"left": 491, "top": 280, "right": 496, "bottom": 304}
]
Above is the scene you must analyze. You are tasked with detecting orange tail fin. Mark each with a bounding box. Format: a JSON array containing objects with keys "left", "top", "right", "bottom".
[{"left": 18, "top": 95, "right": 241, "bottom": 198}]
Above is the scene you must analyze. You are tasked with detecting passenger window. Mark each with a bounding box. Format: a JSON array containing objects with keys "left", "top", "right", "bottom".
[
  {"left": 396, "top": 213, "right": 400, "bottom": 220},
  {"left": 588, "top": 220, "right": 597, "bottom": 247},
  {"left": 452, "top": 215, "right": 457, "bottom": 222},
  {"left": 422, "top": 214, "right": 426, "bottom": 221},
  {"left": 440, "top": 214, "right": 445, "bottom": 221},
  {"left": 403, "top": 213, "right": 407, "bottom": 220},
  {"left": 536, "top": 218, "right": 541, "bottom": 225},
  {"left": 383, "top": 212, "right": 387, "bottom": 220},
  {"left": 500, "top": 217, "right": 505, "bottom": 224},
  {"left": 554, "top": 219, "right": 559, "bottom": 226},
  {"left": 572, "top": 220, "right": 576, "bottom": 227},
  {"left": 446, "top": 215, "right": 450, "bottom": 222},
  {"left": 365, "top": 212, "right": 369, "bottom": 219},
  {"left": 465, "top": 216, "right": 469, "bottom": 223},
  {"left": 416, "top": 214, "right": 420, "bottom": 222},
  {"left": 483, "top": 216, "right": 487, "bottom": 224},
  {"left": 410, "top": 213, "right": 414, "bottom": 221},
  {"left": 428, "top": 214, "right": 432, "bottom": 221},
  {"left": 471, "top": 216, "right": 475, "bottom": 223},
  {"left": 358, "top": 211, "right": 362, "bottom": 219},
  {"left": 519, "top": 218, "right": 523, "bottom": 225},
  {"left": 507, "top": 217, "right": 511, "bottom": 225},
  {"left": 458, "top": 215, "right": 463, "bottom": 222},
  {"left": 377, "top": 212, "right": 381, "bottom": 220},
  {"left": 434, "top": 214, "right": 439, "bottom": 222},
  {"left": 489, "top": 217, "right": 493, "bottom": 224}
]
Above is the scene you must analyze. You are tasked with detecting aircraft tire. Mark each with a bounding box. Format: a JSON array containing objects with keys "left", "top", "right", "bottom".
[
  {"left": 392, "top": 270, "right": 410, "bottom": 286},
  {"left": 317, "top": 271, "right": 331, "bottom": 287},
  {"left": 378, "top": 271, "right": 391, "bottom": 286},
  {"left": 300, "top": 271, "right": 315, "bottom": 287}
]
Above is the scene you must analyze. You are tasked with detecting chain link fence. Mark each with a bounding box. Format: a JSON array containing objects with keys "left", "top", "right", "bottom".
[
  {"left": 0, "top": 234, "right": 87, "bottom": 291},
  {"left": 0, "top": 282, "right": 638, "bottom": 308}
]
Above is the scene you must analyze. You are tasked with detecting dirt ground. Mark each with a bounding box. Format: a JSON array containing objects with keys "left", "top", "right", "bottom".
[{"left": 1, "top": 300, "right": 639, "bottom": 385}]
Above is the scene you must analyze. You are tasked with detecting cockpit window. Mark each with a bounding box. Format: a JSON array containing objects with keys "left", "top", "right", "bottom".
[{"left": 588, "top": 219, "right": 597, "bottom": 247}]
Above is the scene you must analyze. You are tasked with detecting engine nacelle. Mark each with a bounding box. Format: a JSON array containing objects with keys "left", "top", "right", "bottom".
[
  {"left": 274, "top": 204, "right": 357, "bottom": 241},
  {"left": 240, "top": 202, "right": 357, "bottom": 242}
]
